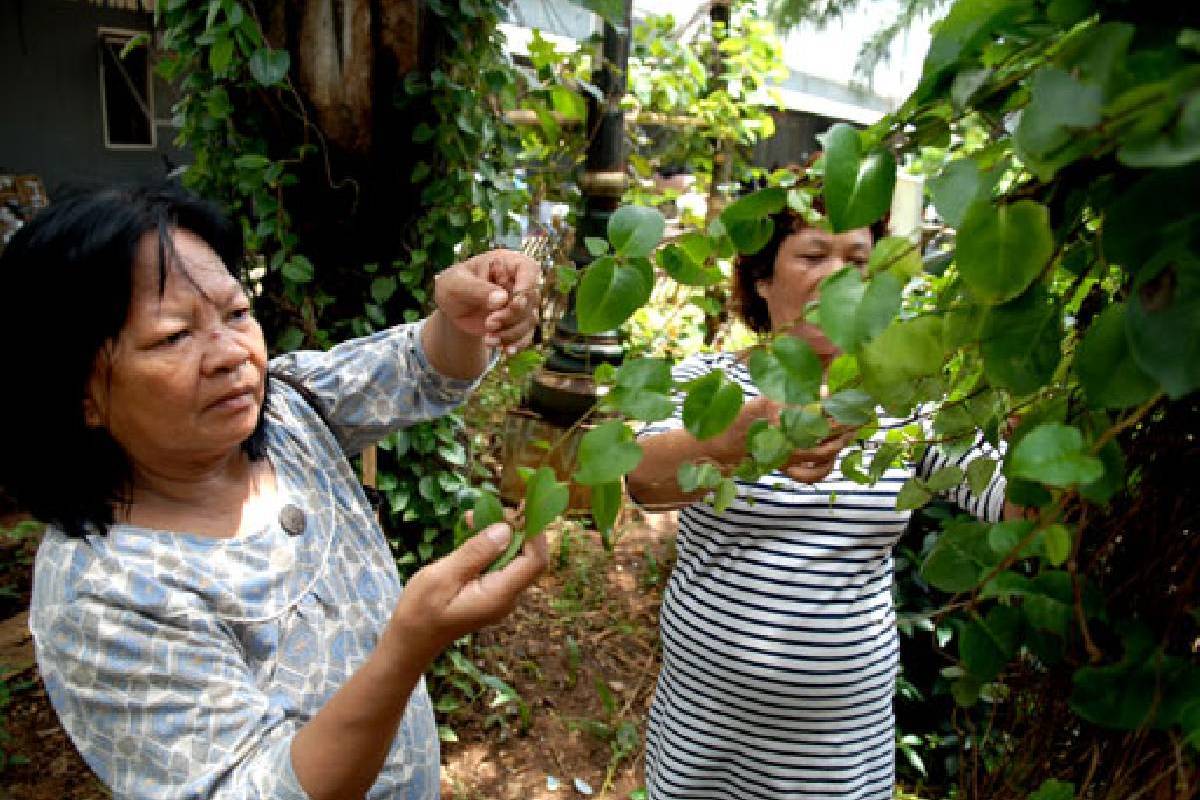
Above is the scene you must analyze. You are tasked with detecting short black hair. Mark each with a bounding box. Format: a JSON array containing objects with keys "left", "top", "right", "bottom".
[
  {"left": 0, "top": 182, "right": 267, "bottom": 537},
  {"left": 731, "top": 202, "right": 887, "bottom": 334}
]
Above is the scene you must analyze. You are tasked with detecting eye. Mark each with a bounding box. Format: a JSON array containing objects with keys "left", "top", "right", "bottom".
[
  {"left": 158, "top": 329, "right": 190, "bottom": 347},
  {"left": 228, "top": 305, "right": 252, "bottom": 322}
]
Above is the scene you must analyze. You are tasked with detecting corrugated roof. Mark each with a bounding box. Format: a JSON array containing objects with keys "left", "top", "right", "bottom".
[{"left": 80, "top": 0, "right": 153, "bottom": 12}]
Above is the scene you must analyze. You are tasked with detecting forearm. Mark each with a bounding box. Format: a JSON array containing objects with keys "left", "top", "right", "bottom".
[
  {"left": 628, "top": 429, "right": 720, "bottom": 509},
  {"left": 421, "top": 309, "right": 490, "bottom": 380},
  {"left": 290, "top": 625, "right": 431, "bottom": 800}
]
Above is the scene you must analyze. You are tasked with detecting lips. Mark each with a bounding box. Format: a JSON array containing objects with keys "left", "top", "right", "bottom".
[{"left": 206, "top": 385, "right": 259, "bottom": 412}]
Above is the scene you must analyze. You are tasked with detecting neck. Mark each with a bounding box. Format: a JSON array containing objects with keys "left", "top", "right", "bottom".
[{"left": 127, "top": 447, "right": 251, "bottom": 511}]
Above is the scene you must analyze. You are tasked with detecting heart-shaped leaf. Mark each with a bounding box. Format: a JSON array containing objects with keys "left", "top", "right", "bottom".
[
  {"left": 748, "top": 335, "right": 822, "bottom": 404},
  {"left": 1076, "top": 303, "right": 1159, "bottom": 408},
  {"left": 524, "top": 466, "right": 569, "bottom": 537},
  {"left": 608, "top": 205, "right": 665, "bottom": 258},
  {"left": 573, "top": 420, "right": 643, "bottom": 486},
  {"left": 604, "top": 358, "right": 676, "bottom": 421},
  {"left": 957, "top": 200, "right": 1054, "bottom": 304},
  {"left": 249, "top": 47, "right": 291, "bottom": 86},
  {"left": 1008, "top": 423, "right": 1103, "bottom": 487},
  {"left": 682, "top": 371, "right": 744, "bottom": 440},
  {"left": 576, "top": 256, "right": 653, "bottom": 333},
  {"left": 821, "top": 123, "right": 897, "bottom": 232},
  {"left": 590, "top": 481, "right": 622, "bottom": 535}
]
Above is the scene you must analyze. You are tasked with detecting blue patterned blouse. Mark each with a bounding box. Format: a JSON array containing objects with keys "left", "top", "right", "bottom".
[{"left": 29, "top": 321, "right": 481, "bottom": 799}]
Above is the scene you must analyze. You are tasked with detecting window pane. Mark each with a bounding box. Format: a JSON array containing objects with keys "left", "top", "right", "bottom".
[{"left": 102, "top": 38, "right": 152, "bottom": 147}]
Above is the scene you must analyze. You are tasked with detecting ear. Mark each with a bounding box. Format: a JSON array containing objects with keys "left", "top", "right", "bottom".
[
  {"left": 82, "top": 393, "right": 103, "bottom": 428},
  {"left": 755, "top": 278, "right": 772, "bottom": 302}
]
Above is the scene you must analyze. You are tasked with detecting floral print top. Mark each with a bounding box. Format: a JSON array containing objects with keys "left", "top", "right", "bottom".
[{"left": 29, "top": 321, "right": 480, "bottom": 799}]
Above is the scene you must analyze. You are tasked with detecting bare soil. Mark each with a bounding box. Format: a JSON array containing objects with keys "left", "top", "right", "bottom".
[{"left": 0, "top": 513, "right": 677, "bottom": 800}]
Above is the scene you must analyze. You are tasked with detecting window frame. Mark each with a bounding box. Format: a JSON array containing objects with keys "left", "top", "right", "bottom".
[{"left": 97, "top": 26, "right": 157, "bottom": 151}]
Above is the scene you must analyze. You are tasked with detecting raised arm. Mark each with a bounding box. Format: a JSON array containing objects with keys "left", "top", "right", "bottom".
[{"left": 269, "top": 249, "right": 540, "bottom": 455}]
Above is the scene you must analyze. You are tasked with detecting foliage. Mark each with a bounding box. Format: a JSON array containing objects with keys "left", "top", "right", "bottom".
[{"left": 510, "top": 2, "right": 1199, "bottom": 797}]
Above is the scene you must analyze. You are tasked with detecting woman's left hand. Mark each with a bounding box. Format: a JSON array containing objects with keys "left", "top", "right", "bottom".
[{"left": 434, "top": 249, "right": 541, "bottom": 354}]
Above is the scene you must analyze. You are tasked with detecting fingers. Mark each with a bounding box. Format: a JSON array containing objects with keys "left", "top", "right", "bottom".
[
  {"left": 479, "top": 531, "right": 549, "bottom": 600},
  {"left": 441, "top": 523, "right": 513, "bottom": 585},
  {"left": 783, "top": 462, "right": 837, "bottom": 484},
  {"left": 437, "top": 266, "right": 508, "bottom": 315}
]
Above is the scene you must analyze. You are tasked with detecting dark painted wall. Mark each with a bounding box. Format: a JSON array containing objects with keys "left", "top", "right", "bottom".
[
  {"left": 752, "top": 109, "right": 838, "bottom": 171},
  {"left": 0, "top": 0, "right": 187, "bottom": 197}
]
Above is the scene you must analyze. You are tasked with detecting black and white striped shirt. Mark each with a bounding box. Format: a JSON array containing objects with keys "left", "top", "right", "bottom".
[{"left": 639, "top": 352, "right": 1004, "bottom": 800}]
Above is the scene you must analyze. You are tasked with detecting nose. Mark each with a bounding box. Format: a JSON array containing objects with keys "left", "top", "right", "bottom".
[{"left": 203, "top": 328, "right": 249, "bottom": 375}]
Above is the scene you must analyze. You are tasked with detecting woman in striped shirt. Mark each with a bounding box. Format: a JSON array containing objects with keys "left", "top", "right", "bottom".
[{"left": 628, "top": 207, "right": 1006, "bottom": 799}]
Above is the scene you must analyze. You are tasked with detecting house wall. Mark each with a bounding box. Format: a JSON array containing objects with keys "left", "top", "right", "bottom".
[{"left": 0, "top": 0, "right": 187, "bottom": 197}]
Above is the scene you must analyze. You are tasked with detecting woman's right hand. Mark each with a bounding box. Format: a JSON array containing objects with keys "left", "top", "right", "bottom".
[
  {"left": 702, "top": 396, "right": 856, "bottom": 484},
  {"left": 384, "top": 523, "right": 548, "bottom": 665}
]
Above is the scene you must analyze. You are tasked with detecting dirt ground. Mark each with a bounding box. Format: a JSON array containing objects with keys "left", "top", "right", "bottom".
[{"left": 0, "top": 512, "right": 677, "bottom": 800}]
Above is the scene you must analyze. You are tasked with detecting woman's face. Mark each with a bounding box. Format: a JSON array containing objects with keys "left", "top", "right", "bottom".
[
  {"left": 84, "top": 229, "right": 268, "bottom": 471},
  {"left": 757, "top": 224, "right": 873, "bottom": 359}
]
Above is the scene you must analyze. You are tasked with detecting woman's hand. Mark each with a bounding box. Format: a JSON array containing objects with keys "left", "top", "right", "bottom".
[
  {"left": 384, "top": 522, "right": 549, "bottom": 665},
  {"left": 703, "top": 397, "right": 855, "bottom": 484},
  {"left": 433, "top": 249, "right": 541, "bottom": 355}
]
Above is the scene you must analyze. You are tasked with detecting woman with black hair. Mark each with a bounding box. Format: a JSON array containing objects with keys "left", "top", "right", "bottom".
[
  {"left": 0, "top": 183, "right": 547, "bottom": 800},
  {"left": 628, "top": 206, "right": 1008, "bottom": 800}
]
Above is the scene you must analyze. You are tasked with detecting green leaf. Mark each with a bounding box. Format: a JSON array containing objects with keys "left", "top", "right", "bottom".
[
  {"left": 925, "top": 465, "right": 965, "bottom": 493},
  {"left": 370, "top": 276, "right": 397, "bottom": 304},
  {"left": 896, "top": 478, "right": 933, "bottom": 511},
  {"left": 748, "top": 422, "right": 792, "bottom": 471},
  {"left": 868, "top": 236, "right": 923, "bottom": 279},
  {"left": 249, "top": 47, "right": 291, "bottom": 86},
  {"left": 721, "top": 187, "right": 787, "bottom": 221},
  {"left": 1015, "top": 67, "right": 1102, "bottom": 163},
  {"left": 1070, "top": 623, "right": 1159, "bottom": 729},
  {"left": 748, "top": 335, "right": 822, "bottom": 404},
  {"left": 780, "top": 406, "right": 831, "bottom": 449},
  {"left": 209, "top": 37, "right": 234, "bottom": 75},
  {"left": 590, "top": 481, "right": 622, "bottom": 534},
  {"left": 234, "top": 154, "right": 271, "bottom": 171},
  {"left": 821, "top": 123, "right": 898, "bottom": 233},
  {"left": 471, "top": 492, "right": 505, "bottom": 532},
  {"left": 564, "top": 0, "right": 625, "bottom": 26},
  {"left": 1102, "top": 165, "right": 1200, "bottom": 268},
  {"left": 713, "top": 477, "right": 738, "bottom": 512},
  {"left": 1126, "top": 247, "right": 1200, "bottom": 398},
  {"left": 956, "top": 201, "right": 1054, "bottom": 305},
  {"left": 1008, "top": 423, "right": 1103, "bottom": 487},
  {"left": 823, "top": 390, "right": 875, "bottom": 426},
  {"left": 1119, "top": 94, "right": 1200, "bottom": 168},
  {"left": 573, "top": 420, "right": 642, "bottom": 486},
  {"left": 584, "top": 236, "right": 610, "bottom": 257},
  {"left": 605, "top": 358, "right": 675, "bottom": 422},
  {"left": 928, "top": 157, "right": 987, "bottom": 228},
  {"left": 682, "top": 371, "right": 744, "bottom": 441},
  {"left": 1028, "top": 779, "right": 1076, "bottom": 800},
  {"left": 658, "top": 244, "right": 722, "bottom": 286},
  {"left": 1076, "top": 303, "right": 1159, "bottom": 409},
  {"left": 678, "top": 461, "right": 722, "bottom": 492},
  {"left": 960, "top": 605, "right": 1021, "bottom": 682},
  {"left": 281, "top": 254, "right": 315, "bottom": 284},
  {"left": 205, "top": 87, "right": 233, "bottom": 119},
  {"left": 921, "top": 519, "right": 997, "bottom": 591},
  {"left": 724, "top": 218, "right": 775, "bottom": 255},
  {"left": 859, "top": 316, "right": 945, "bottom": 409},
  {"left": 608, "top": 205, "right": 665, "bottom": 258},
  {"left": 576, "top": 256, "right": 653, "bottom": 333},
  {"left": 919, "top": 0, "right": 1025, "bottom": 89},
  {"left": 966, "top": 457, "right": 998, "bottom": 496},
  {"left": 980, "top": 285, "right": 1062, "bottom": 395},
  {"left": 524, "top": 466, "right": 569, "bottom": 537},
  {"left": 1041, "top": 523, "right": 1071, "bottom": 567}
]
